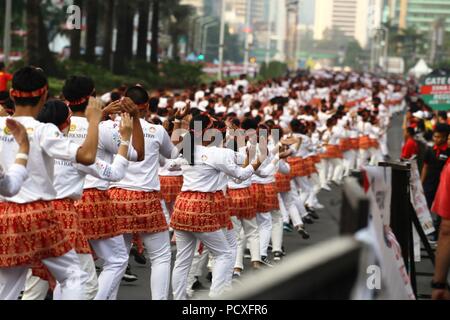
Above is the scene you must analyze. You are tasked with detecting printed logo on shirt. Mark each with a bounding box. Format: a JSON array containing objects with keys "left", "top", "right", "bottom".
[
  {"left": 70, "top": 124, "right": 77, "bottom": 132},
  {"left": 3, "top": 126, "right": 11, "bottom": 135},
  {"left": 26, "top": 128, "right": 34, "bottom": 135},
  {"left": 149, "top": 126, "right": 156, "bottom": 134},
  {"left": 201, "top": 155, "right": 208, "bottom": 162}
]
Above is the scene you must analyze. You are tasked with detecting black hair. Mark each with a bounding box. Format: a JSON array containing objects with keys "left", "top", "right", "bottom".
[
  {"left": 12, "top": 66, "right": 48, "bottom": 107},
  {"left": 438, "top": 111, "right": 448, "bottom": 120},
  {"left": 149, "top": 97, "right": 159, "bottom": 113},
  {"left": 149, "top": 116, "right": 163, "bottom": 126},
  {"left": 0, "top": 62, "right": 5, "bottom": 70},
  {"left": 125, "top": 85, "right": 149, "bottom": 105},
  {"left": 435, "top": 123, "right": 450, "bottom": 137},
  {"left": 182, "top": 114, "right": 212, "bottom": 165},
  {"left": 241, "top": 118, "right": 258, "bottom": 130},
  {"left": 406, "top": 127, "right": 415, "bottom": 137},
  {"left": 290, "top": 119, "right": 307, "bottom": 134},
  {"left": 190, "top": 108, "right": 201, "bottom": 118},
  {"left": 37, "top": 99, "right": 70, "bottom": 128},
  {"left": 110, "top": 92, "right": 121, "bottom": 102},
  {"left": 63, "top": 76, "right": 95, "bottom": 113}
]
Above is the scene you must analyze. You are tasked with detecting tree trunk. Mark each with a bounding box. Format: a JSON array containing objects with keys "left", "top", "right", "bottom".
[
  {"left": 171, "top": 34, "right": 180, "bottom": 61},
  {"left": 26, "top": 0, "right": 58, "bottom": 76},
  {"left": 124, "top": 5, "right": 135, "bottom": 60},
  {"left": 137, "top": 0, "right": 150, "bottom": 61},
  {"left": 150, "top": 0, "right": 160, "bottom": 66},
  {"left": 70, "top": 0, "right": 83, "bottom": 60},
  {"left": 85, "top": 0, "right": 98, "bottom": 63},
  {"left": 113, "top": 1, "right": 130, "bottom": 74},
  {"left": 102, "top": 0, "right": 115, "bottom": 69}
]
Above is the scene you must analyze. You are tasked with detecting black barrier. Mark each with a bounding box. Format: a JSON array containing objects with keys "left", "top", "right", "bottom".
[
  {"left": 221, "top": 237, "right": 363, "bottom": 300},
  {"left": 340, "top": 177, "right": 370, "bottom": 235},
  {"left": 377, "top": 161, "right": 435, "bottom": 298}
]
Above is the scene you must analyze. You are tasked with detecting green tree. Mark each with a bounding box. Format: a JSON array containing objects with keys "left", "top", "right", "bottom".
[{"left": 26, "top": 0, "right": 58, "bottom": 76}]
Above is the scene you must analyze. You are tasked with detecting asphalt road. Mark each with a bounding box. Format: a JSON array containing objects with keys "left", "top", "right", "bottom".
[{"left": 116, "top": 113, "right": 435, "bottom": 300}]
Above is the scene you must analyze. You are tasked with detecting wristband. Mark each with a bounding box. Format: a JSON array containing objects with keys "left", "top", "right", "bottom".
[
  {"left": 431, "top": 281, "right": 450, "bottom": 290},
  {"left": 16, "top": 153, "right": 29, "bottom": 161},
  {"left": 120, "top": 140, "right": 130, "bottom": 147}
]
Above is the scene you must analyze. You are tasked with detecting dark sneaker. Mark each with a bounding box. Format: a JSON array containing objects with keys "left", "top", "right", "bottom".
[
  {"left": 273, "top": 251, "right": 283, "bottom": 262},
  {"left": 308, "top": 210, "right": 320, "bottom": 220},
  {"left": 303, "top": 216, "right": 314, "bottom": 225},
  {"left": 297, "top": 226, "right": 310, "bottom": 239},
  {"left": 192, "top": 277, "right": 206, "bottom": 290},
  {"left": 260, "top": 256, "right": 273, "bottom": 268},
  {"left": 283, "top": 222, "right": 294, "bottom": 232},
  {"left": 244, "top": 248, "right": 251, "bottom": 259},
  {"left": 131, "top": 246, "right": 147, "bottom": 265},
  {"left": 206, "top": 271, "right": 213, "bottom": 282},
  {"left": 122, "top": 265, "right": 138, "bottom": 282}
]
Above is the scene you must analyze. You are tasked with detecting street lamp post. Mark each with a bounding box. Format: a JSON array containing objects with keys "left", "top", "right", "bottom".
[
  {"left": 243, "top": 0, "right": 252, "bottom": 75},
  {"left": 218, "top": 0, "right": 226, "bottom": 81},
  {"left": 265, "top": 0, "right": 273, "bottom": 65},
  {"left": 3, "top": 0, "right": 12, "bottom": 65},
  {"left": 377, "top": 26, "right": 389, "bottom": 73}
]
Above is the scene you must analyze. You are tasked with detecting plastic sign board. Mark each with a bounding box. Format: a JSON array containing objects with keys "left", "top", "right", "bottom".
[{"left": 420, "top": 69, "right": 450, "bottom": 111}]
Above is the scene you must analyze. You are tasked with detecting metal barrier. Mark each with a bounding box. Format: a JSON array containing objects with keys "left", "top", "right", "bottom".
[{"left": 221, "top": 178, "right": 370, "bottom": 300}]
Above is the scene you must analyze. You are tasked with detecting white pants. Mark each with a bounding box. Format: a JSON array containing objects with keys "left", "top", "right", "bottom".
[
  {"left": 326, "top": 158, "right": 344, "bottom": 182},
  {"left": 123, "top": 231, "right": 172, "bottom": 300},
  {"left": 256, "top": 212, "right": 272, "bottom": 257},
  {"left": 271, "top": 209, "right": 283, "bottom": 253},
  {"left": 0, "top": 250, "right": 87, "bottom": 300},
  {"left": 380, "top": 134, "right": 389, "bottom": 157},
  {"left": 172, "top": 230, "right": 232, "bottom": 300},
  {"left": 358, "top": 149, "right": 370, "bottom": 169},
  {"left": 231, "top": 216, "right": 260, "bottom": 270},
  {"left": 280, "top": 192, "right": 304, "bottom": 227},
  {"left": 22, "top": 253, "right": 98, "bottom": 300},
  {"left": 161, "top": 200, "right": 170, "bottom": 225},
  {"left": 369, "top": 147, "right": 383, "bottom": 166},
  {"left": 343, "top": 150, "right": 357, "bottom": 176},
  {"left": 317, "top": 159, "right": 329, "bottom": 188},
  {"left": 90, "top": 235, "right": 129, "bottom": 300}
]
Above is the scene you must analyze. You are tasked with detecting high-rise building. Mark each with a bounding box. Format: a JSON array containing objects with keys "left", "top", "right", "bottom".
[
  {"left": 388, "top": 0, "right": 450, "bottom": 33},
  {"left": 313, "top": 0, "right": 383, "bottom": 48}
]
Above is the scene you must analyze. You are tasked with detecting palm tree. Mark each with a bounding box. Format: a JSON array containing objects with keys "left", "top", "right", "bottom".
[
  {"left": 85, "top": 0, "right": 98, "bottom": 63},
  {"left": 150, "top": 0, "right": 160, "bottom": 66},
  {"left": 26, "top": 0, "right": 58, "bottom": 75},
  {"left": 70, "top": 0, "right": 83, "bottom": 60},
  {"left": 113, "top": 1, "right": 134, "bottom": 74},
  {"left": 137, "top": 0, "right": 151, "bottom": 61},
  {"left": 168, "top": 4, "right": 195, "bottom": 60},
  {"left": 102, "top": 0, "right": 115, "bottom": 69}
]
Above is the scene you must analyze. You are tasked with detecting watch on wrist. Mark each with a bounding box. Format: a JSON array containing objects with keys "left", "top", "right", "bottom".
[{"left": 431, "top": 281, "right": 449, "bottom": 290}]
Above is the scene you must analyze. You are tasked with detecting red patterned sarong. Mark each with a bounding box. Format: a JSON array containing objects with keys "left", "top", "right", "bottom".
[
  {"left": 108, "top": 188, "right": 168, "bottom": 234},
  {"left": 227, "top": 187, "right": 257, "bottom": 220},
  {"left": 0, "top": 201, "right": 72, "bottom": 268},
  {"left": 170, "top": 191, "right": 222, "bottom": 233},
  {"left": 74, "top": 189, "right": 118, "bottom": 241},
  {"left": 160, "top": 175, "right": 183, "bottom": 204}
]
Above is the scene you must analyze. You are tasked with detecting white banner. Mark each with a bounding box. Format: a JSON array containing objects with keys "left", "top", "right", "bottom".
[
  {"left": 364, "top": 166, "right": 415, "bottom": 300},
  {"left": 409, "top": 160, "right": 435, "bottom": 235}
]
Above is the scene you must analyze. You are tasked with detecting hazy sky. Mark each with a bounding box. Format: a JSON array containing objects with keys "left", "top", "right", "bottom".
[{"left": 299, "top": 0, "right": 316, "bottom": 26}]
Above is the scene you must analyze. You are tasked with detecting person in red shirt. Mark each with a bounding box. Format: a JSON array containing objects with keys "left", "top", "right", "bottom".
[
  {"left": 0, "top": 62, "right": 13, "bottom": 93},
  {"left": 431, "top": 147, "right": 450, "bottom": 300},
  {"left": 401, "top": 127, "right": 419, "bottom": 160}
]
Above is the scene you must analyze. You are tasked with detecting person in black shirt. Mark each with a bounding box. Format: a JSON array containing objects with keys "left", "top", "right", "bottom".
[{"left": 421, "top": 124, "right": 450, "bottom": 240}]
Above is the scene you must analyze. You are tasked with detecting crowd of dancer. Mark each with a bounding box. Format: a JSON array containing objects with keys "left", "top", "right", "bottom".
[{"left": 0, "top": 65, "right": 407, "bottom": 300}]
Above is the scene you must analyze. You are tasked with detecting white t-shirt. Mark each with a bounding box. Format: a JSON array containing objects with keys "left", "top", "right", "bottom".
[
  {"left": 111, "top": 119, "right": 176, "bottom": 192},
  {"left": 68, "top": 116, "right": 138, "bottom": 191},
  {"left": 0, "top": 117, "right": 80, "bottom": 203},
  {"left": 181, "top": 146, "right": 254, "bottom": 193}
]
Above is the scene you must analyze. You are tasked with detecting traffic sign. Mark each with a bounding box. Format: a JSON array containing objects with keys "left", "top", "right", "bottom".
[{"left": 420, "top": 69, "right": 450, "bottom": 111}]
